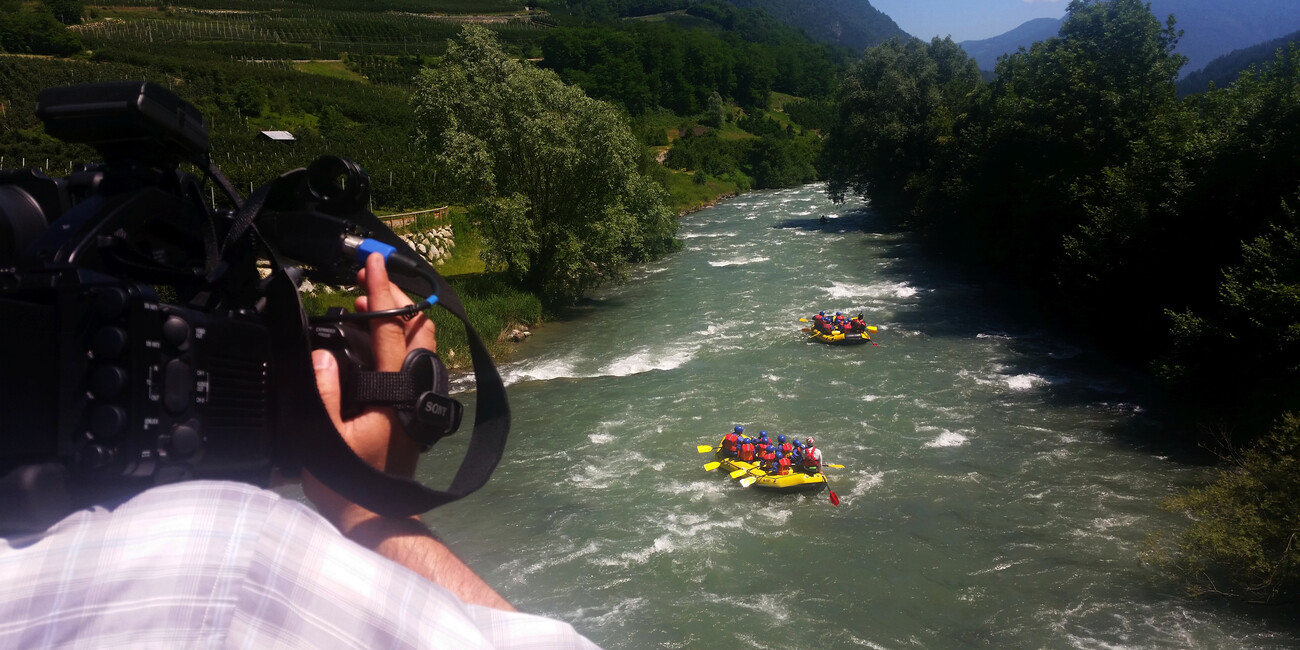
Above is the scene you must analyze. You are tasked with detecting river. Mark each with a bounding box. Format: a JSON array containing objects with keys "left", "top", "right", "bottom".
[{"left": 418, "top": 184, "right": 1300, "bottom": 649}]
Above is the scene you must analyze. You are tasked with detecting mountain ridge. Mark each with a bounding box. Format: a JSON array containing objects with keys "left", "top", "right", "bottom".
[
  {"left": 724, "top": 0, "right": 907, "bottom": 52},
  {"left": 953, "top": 0, "right": 1300, "bottom": 77}
]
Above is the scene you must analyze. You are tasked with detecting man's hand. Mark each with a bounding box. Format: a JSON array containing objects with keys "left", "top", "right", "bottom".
[
  {"left": 300, "top": 253, "right": 515, "bottom": 611},
  {"left": 302, "top": 252, "right": 432, "bottom": 526}
]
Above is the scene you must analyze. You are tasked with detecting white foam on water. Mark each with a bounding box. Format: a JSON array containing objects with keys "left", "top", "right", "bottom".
[
  {"left": 820, "top": 281, "right": 874, "bottom": 301},
  {"left": 500, "top": 540, "right": 604, "bottom": 584},
  {"left": 870, "top": 281, "right": 920, "bottom": 299},
  {"left": 567, "top": 595, "right": 649, "bottom": 628},
  {"left": 679, "top": 231, "right": 738, "bottom": 239},
  {"left": 843, "top": 470, "right": 884, "bottom": 500},
  {"left": 588, "top": 432, "right": 615, "bottom": 445},
  {"left": 924, "top": 430, "right": 969, "bottom": 448},
  {"left": 600, "top": 346, "right": 696, "bottom": 376},
  {"left": 499, "top": 356, "right": 579, "bottom": 385},
  {"left": 597, "top": 514, "right": 743, "bottom": 567},
  {"left": 752, "top": 506, "right": 793, "bottom": 525},
  {"left": 708, "top": 256, "right": 770, "bottom": 267},
  {"left": 1005, "top": 373, "right": 1049, "bottom": 391},
  {"left": 501, "top": 338, "right": 701, "bottom": 384}
]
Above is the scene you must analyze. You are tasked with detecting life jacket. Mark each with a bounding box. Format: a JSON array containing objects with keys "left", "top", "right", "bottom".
[
  {"left": 722, "top": 433, "right": 739, "bottom": 451},
  {"left": 777, "top": 457, "right": 792, "bottom": 475},
  {"left": 762, "top": 450, "right": 776, "bottom": 466},
  {"left": 738, "top": 443, "right": 755, "bottom": 461},
  {"left": 812, "top": 314, "right": 825, "bottom": 323},
  {"left": 780, "top": 442, "right": 793, "bottom": 455},
  {"left": 803, "top": 447, "right": 820, "bottom": 468}
]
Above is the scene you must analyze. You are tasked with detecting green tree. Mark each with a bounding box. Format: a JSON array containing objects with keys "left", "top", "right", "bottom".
[
  {"left": 41, "top": 0, "right": 83, "bottom": 25},
  {"left": 915, "top": 0, "right": 1184, "bottom": 286},
  {"left": 703, "top": 90, "right": 725, "bottom": 127},
  {"left": 823, "top": 36, "right": 982, "bottom": 219},
  {"left": 1154, "top": 413, "right": 1300, "bottom": 603},
  {"left": 412, "top": 26, "right": 678, "bottom": 303},
  {"left": 231, "top": 78, "right": 268, "bottom": 118}
]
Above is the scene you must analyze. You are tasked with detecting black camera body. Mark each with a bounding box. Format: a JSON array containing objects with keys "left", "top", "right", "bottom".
[
  {"left": 0, "top": 82, "right": 508, "bottom": 531},
  {"left": 1, "top": 268, "right": 276, "bottom": 491}
]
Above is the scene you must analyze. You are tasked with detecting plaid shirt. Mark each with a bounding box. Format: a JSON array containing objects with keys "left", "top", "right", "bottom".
[{"left": 0, "top": 481, "right": 600, "bottom": 649}]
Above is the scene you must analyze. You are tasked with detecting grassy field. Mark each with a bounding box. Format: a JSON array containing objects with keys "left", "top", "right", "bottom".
[
  {"left": 293, "top": 60, "right": 367, "bottom": 82},
  {"left": 661, "top": 169, "right": 741, "bottom": 214}
]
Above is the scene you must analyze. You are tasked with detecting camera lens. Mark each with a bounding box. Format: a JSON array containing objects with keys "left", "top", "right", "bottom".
[{"left": 306, "top": 156, "right": 367, "bottom": 205}]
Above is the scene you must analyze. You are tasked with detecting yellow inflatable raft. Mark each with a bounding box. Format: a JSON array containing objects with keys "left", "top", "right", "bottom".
[{"left": 714, "top": 443, "right": 827, "bottom": 493}]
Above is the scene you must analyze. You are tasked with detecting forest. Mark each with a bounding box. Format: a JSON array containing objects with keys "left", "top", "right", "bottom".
[
  {"left": 1, "top": 0, "right": 1297, "bottom": 603},
  {"left": 823, "top": 0, "right": 1300, "bottom": 602}
]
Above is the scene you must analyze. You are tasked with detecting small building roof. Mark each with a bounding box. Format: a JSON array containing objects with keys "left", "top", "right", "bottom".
[{"left": 260, "top": 130, "right": 295, "bottom": 141}]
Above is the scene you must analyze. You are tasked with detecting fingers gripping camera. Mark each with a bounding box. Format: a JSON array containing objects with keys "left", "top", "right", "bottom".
[{"left": 311, "top": 319, "right": 464, "bottom": 449}]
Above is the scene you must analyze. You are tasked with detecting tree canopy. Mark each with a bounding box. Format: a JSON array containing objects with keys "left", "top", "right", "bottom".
[{"left": 412, "top": 26, "right": 678, "bottom": 303}]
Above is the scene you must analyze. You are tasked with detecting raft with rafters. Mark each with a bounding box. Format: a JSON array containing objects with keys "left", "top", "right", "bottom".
[
  {"left": 806, "top": 329, "right": 872, "bottom": 345},
  {"left": 714, "top": 444, "right": 827, "bottom": 493}
]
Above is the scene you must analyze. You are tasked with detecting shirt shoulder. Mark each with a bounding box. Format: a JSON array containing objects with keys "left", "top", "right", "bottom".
[{"left": 0, "top": 481, "right": 601, "bottom": 649}]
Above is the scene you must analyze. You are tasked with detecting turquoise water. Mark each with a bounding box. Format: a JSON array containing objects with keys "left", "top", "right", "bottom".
[{"left": 420, "top": 185, "right": 1299, "bottom": 649}]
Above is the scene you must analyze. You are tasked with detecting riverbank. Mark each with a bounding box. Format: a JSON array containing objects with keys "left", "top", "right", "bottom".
[{"left": 435, "top": 180, "right": 746, "bottom": 371}]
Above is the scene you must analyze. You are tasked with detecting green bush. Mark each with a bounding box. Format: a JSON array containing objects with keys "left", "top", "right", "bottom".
[{"left": 1151, "top": 413, "right": 1300, "bottom": 603}]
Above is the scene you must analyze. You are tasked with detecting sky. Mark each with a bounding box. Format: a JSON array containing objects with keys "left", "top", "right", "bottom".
[{"left": 867, "top": 0, "right": 1069, "bottom": 43}]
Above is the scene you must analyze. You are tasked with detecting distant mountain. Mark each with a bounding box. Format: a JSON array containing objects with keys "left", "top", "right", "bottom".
[
  {"left": 1177, "top": 30, "right": 1300, "bottom": 95},
  {"left": 957, "top": 17, "right": 1062, "bottom": 71},
  {"left": 725, "top": 0, "right": 908, "bottom": 52},
  {"left": 1151, "top": 0, "right": 1300, "bottom": 74},
  {"left": 956, "top": 0, "right": 1300, "bottom": 78}
]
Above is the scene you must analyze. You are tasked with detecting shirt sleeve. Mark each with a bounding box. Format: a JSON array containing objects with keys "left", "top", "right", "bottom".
[{"left": 0, "top": 481, "right": 602, "bottom": 650}]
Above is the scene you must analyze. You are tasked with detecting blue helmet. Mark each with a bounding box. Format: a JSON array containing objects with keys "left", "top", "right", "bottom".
[
  {"left": 819, "top": 311, "right": 825, "bottom": 316},
  {"left": 835, "top": 311, "right": 842, "bottom": 316},
  {"left": 759, "top": 430, "right": 768, "bottom": 438},
  {"left": 775, "top": 451, "right": 783, "bottom": 459},
  {"left": 778, "top": 434, "right": 786, "bottom": 443},
  {"left": 734, "top": 425, "right": 743, "bottom": 433}
]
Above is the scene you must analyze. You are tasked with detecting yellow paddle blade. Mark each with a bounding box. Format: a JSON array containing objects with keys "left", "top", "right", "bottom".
[
  {"left": 868, "top": 326, "right": 878, "bottom": 333},
  {"left": 739, "top": 476, "right": 758, "bottom": 488},
  {"left": 824, "top": 463, "right": 845, "bottom": 469},
  {"left": 703, "top": 461, "right": 722, "bottom": 471},
  {"left": 798, "top": 318, "right": 808, "bottom": 322},
  {"left": 696, "top": 445, "right": 715, "bottom": 453},
  {"left": 729, "top": 468, "right": 749, "bottom": 479}
]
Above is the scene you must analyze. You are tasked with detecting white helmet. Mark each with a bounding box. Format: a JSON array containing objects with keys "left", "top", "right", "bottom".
[{"left": 805, "top": 437, "right": 815, "bottom": 446}]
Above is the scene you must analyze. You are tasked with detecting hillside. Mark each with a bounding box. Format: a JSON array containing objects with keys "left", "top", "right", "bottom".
[
  {"left": 1178, "top": 30, "right": 1300, "bottom": 96},
  {"left": 1149, "top": 0, "right": 1300, "bottom": 74},
  {"left": 725, "top": 0, "right": 907, "bottom": 52},
  {"left": 958, "top": 0, "right": 1300, "bottom": 77},
  {"left": 957, "top": 17, "right": 1061, "bottom": 72}
]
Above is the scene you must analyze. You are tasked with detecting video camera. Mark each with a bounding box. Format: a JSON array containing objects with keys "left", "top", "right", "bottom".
[{"left": 0, "top": 82, "right": 511, "bottom": 531}]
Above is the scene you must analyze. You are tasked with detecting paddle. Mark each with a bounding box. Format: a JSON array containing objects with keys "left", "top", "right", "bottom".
[
  {"left": 739, "top": 466, "right": 767, "bottom": 487},
  {"left": 728, "top": 467, "right": 750, "bottom": 479},
  {"left": 824, "top": 463, "right": 845, "bottom": 469},
  {"left": 798, "top": 318, "right": 808, "bottom": 322},
  {"left": 824, "top": 471, "right": 841, "bottom": 506},
  {"left": 703, "top": 461, "right": 722, "bottom": 471},
  {"left": 696, "top": 444, "right": 718, "bottom": 453}
]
